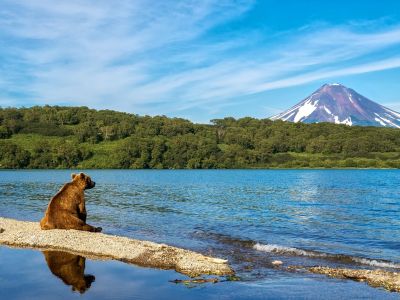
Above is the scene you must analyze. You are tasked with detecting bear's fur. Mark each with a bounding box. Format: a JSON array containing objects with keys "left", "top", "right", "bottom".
[
  {"left": 43, "top": 251, "right": 95, "bottom": 294},
  {"left": 40, "top": 173, "right": 102, "bottom": 232}
]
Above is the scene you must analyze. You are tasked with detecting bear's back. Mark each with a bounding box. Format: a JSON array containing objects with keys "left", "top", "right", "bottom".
[{"left": 49, "top": 182, "right": 82, "bottom": 210}]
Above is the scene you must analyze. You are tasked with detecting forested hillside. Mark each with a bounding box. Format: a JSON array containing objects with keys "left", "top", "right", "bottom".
[{"left": 1, "top": 106, "right": 400, "bottom": 169}]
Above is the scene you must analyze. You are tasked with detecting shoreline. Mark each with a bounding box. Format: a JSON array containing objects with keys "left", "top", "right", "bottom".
[
  {"left": 0, "top": 217, "right": 233, "bottom": 277},
  {"left": 306, "top": 266, "right": 400, "bottom": 293},
  {"left": 0, "top": 168, "right": 398, "bottom": 171},
  {"left": 1, "top": 217, "right": 400, "bottom": 293}
]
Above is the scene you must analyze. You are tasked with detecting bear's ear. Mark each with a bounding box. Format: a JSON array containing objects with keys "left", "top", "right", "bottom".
[
  {"left": 79, "top": 173, "right": 85, "bottom": 179},
  {"left": 71, "top": 173, "right": 77, "bottom": 180}
]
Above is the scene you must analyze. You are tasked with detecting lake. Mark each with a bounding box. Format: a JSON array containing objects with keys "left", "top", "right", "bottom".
[{"left": 1, "top": 170, "right": 400, "bottom": 299}]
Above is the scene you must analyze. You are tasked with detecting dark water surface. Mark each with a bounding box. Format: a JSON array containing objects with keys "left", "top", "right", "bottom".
[{"left": 1, "top": 170, "right": 400, "bottom": 299}]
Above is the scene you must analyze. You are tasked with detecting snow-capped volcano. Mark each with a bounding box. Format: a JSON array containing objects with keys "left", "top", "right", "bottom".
[{"left": 271, "top": 83, "right": 400, "bottom": 128}]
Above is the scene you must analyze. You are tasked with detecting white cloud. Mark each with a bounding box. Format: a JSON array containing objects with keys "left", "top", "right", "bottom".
[
  {"left": 252, "top": 56, "right": 400, "bottom": 93},
  {"left": 1, "top": 0, "right": 400, "bottom": 116}
]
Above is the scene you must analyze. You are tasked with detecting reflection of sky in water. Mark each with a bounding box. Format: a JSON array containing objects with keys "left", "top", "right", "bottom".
[{"left": 1, "top": 170, "right": 400, "bottom": 276}]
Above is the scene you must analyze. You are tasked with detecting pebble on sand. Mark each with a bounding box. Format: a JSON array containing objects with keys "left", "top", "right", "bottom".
[{"left": 272, "top": 260, "right": 283, "bottom": 266}]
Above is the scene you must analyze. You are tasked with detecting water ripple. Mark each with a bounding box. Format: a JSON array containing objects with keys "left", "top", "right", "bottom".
[{"left": 1, "top": 169, "right": 399, "bottom": 276}]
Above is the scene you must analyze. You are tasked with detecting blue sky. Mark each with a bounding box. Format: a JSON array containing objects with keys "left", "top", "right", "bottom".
[{"left": 1, "top": 0, "right": 400, "bottom": 123}]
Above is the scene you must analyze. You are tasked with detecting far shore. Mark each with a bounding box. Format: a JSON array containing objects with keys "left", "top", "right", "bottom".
[{"left": 0, "top": 167, "right": 398, "bottom": 170}]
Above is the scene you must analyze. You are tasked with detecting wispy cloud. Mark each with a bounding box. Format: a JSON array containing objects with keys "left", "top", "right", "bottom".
[
  {"left": 1, "top": 0, "right": 400, "bottom": 117},
  {"left": 253, "top": 56, "right": 400, "bottom": 93}
]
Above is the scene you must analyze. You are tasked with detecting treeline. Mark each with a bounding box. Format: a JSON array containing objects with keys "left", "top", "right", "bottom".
[{"left": 1, "top": 106, "right": 400, "bottom": 169}]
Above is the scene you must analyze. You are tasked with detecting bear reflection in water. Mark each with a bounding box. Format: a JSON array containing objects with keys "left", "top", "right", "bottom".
[{"left": 42, "top": 251, "right": 95, "bottom": 294}]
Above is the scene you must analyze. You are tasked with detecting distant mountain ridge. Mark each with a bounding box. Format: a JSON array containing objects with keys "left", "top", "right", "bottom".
[{"left": 271, "top": 83, "right": 400, "bottom": 128}]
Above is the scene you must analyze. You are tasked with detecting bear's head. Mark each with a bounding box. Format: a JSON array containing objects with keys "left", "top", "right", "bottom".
[{"left": 71, "top": 173, "right": 96, "bottom": 190}]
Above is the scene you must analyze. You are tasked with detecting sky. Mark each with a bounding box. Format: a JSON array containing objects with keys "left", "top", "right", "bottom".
[{"left": 1, "top": 0, "right": 400, "bottom": 123}]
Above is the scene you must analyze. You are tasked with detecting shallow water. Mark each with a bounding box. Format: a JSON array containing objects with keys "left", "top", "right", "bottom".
[{"left": 1, "top": 169, "right": 400, "bottom": 299}]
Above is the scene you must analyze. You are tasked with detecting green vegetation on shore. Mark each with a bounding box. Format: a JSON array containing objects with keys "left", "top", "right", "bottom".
[{"left": 1, "top": 106, "right": 400, "bottom": 169}]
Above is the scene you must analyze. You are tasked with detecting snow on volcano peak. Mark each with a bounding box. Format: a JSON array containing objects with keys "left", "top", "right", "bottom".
[{"left": 271, "top": 84, "right": 400, "bottom": 128}]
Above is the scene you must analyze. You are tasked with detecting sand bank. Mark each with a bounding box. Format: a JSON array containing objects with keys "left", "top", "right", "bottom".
[
  {"left": 307, "top": 266, "right": 400, "bottom": 292},
  {"left": 0, "top": 217, "right": 233, "bottom": 277}
]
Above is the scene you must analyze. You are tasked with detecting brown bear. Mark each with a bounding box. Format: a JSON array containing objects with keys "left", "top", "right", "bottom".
[
  {"left": 43, "top": 250, "right": 95, "bottom": 294},
  {"left": 40, "top": 173, "right": 102, "bottom": 232}
]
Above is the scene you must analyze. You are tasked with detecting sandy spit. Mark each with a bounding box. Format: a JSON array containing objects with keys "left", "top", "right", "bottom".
[
  {"left": 308, "top": 266, "right": 400, "bottom": 292},
  {"left": 0, "top": 217, "right": 233, "bottom": 277}
]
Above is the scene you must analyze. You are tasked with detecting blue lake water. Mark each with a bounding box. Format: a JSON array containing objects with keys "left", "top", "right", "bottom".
[{"left": 1, "top": 170, "right": 400, "bottom": 299}]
